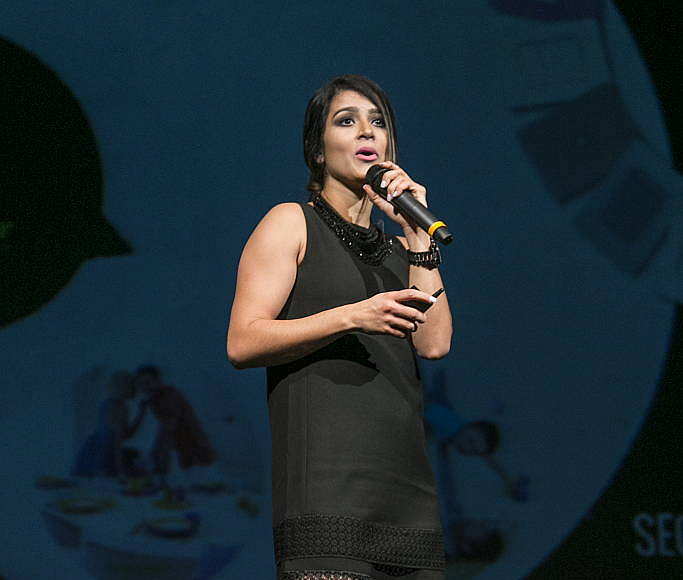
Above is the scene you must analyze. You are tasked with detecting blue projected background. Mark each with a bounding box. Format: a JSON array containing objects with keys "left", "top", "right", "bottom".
[{"left": 1, "top": 1, "right": 681, "bottom": 579}]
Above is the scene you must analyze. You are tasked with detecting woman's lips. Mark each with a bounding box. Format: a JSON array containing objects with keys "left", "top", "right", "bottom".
[{"left": 355, "top": 148, "right": 378, "bottom": 161}]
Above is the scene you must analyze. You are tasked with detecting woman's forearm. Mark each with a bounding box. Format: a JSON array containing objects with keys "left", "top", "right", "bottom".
[
  {"left": 409, "top": 266, "right": 452, "bottom": 358},
  {"left": 227, "top": 303, "right": 358, "bottom": 369},
  {"left": 405, "top": 231, "right": 453, "bottom": 359}
]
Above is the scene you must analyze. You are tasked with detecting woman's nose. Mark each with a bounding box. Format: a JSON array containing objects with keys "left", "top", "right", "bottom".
[{"left": 358, "top": 121, "right": 374, "bottom": 138}]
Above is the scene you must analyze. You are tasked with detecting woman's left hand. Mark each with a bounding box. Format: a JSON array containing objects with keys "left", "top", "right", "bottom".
[{"left": 362, "top": 161, "right": 427, "bottom": 234}]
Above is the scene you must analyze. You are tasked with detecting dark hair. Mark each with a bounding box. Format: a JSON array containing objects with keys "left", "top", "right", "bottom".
[
  {"left": 135, "top": 364, "right": 161, "bottom": 379},
  {"left": 467, "top": 420, "right": 501, "bottom": 455},
  {"left": 302, "top": 74, "right": 398, "bottom": 197}
]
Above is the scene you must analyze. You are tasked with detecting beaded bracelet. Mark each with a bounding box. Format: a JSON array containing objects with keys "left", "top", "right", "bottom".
[{"left": 406, "top": 238, "right": 442, "bottom": 269}]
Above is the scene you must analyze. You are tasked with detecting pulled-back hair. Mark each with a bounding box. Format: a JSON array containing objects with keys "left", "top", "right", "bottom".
[{"left": 303, "top": 74, "right": 398, "bottom": 197}]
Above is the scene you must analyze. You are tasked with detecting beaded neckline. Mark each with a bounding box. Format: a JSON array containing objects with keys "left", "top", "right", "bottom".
[{"left": 312, "top": 194, "right": 393, "bottom": 266}]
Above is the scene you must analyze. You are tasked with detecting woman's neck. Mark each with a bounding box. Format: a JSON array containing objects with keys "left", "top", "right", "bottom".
[{"left": 320, "top": 179, "right": 372, "bottom": 228}]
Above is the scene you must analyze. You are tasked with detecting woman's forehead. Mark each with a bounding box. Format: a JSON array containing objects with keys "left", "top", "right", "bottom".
[{"left": 328, "top": 90, "right": 378, "bottom": 116}]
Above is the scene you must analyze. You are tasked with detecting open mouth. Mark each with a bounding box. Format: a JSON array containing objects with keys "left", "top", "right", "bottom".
[{"left": 355, "top": 147, "right": 378, "bottom": 161}]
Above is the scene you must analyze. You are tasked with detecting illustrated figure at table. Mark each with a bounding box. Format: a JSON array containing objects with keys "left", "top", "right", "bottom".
[
  {"left": 71, "top": 370, "right": 147, "bottom": 478},
  {"left": 423, "top": 369, "right": 529, "bottom": 561},
  {"left": 134, "top": 365, "right": 216, "bottom": 486}
]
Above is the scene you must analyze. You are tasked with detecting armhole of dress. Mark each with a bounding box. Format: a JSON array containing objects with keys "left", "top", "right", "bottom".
[
  {"left": 392, "top": 235, "right": 409, "bottom": 263},
  {"left": 297, "top": 202, "right": 314, "bottom": 270},
  {"left": 275, "top": 202, "right": 309, "bottom": 321}
]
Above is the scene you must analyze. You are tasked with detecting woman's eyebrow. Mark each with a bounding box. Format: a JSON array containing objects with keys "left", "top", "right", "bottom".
[{"left": 332, "top": 106, "right": 381, "bottom": 117}]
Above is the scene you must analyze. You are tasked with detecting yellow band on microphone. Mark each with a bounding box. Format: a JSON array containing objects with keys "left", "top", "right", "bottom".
[{"left": 428, "top": 221, "right": 447, "bottom": 236}]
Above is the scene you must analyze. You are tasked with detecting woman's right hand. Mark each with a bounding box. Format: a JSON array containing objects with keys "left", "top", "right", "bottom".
[{"left": 350, "top": 289, "right": 434, "bottom": 338}]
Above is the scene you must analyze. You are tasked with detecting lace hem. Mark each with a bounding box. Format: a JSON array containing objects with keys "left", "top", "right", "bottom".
[
  {"left": 278, "top": 563, "right": 418, "bottom": 579},
  {"left": 279, "top": 571, "right": 372, "bottom": 580},
  {"left": 274, "top": 513, "right": 445, "bottom": 569},
  {"left": 372, "top": 563, "right": 418, "bottom": 576}
]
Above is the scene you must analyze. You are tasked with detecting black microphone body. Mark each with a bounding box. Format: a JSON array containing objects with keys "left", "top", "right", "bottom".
[{"left": 365, "top": 165, "right": 453, "bottom": 245}]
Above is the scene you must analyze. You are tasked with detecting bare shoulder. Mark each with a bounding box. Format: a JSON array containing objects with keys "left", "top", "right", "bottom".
[
  {"left": 247, "top": 202, "right": 306, "bottom": 264},
  {"left": 232, "top": 203, "right": 307, "bottom": 324},
  {"left": 251, "top": 202, "right": 305, "bottom": 238},
  {"left": 259, "top": 202, "right": 305, "bottom": 229}
]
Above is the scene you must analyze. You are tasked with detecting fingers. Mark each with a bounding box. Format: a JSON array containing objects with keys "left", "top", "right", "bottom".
[
  {"left": 385, "top": 295, "right": 429, "bottom": 337},
  {"left": 365, "top": 164, "right": 426, "bottom": 219},
  {"left": 373, "top": 293, "right": 429, "bottom": 337},
  {"left": 377, "top": 168, "right": 426, "bottom": 203},
  {"left": 392, "top": 303, "right": 428, "bottom": 324},
  {"left": 376, "top": 168, "right": 402, "bottom": 191},
  {"left": 387, "top": 177, "right": 414, "bottom": 202},
  {"left": 377, "top": 160, "right": 400, "bottom": 171},
  {"left": 386, "top": 315, "right": 419, "bottom": 337},
  {"left": 362, "top": 183, "right": 383, "bottom": 203},
  {"left": 392, "top": 288, "right": 438, "bottom": 305},
  {"left": 387, "top": 327, "right": 408, "bottom": 339}
]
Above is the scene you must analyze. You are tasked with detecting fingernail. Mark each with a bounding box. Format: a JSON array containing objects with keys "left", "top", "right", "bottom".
[
  {"left": 429, "top": 296, "right": 437, "bottom": 303},
  {"left": 380, "top": 180, "right": 387, "bottom": 188},
  {"left": 387, "top": 193, "right": 393, "bottom": 201}
]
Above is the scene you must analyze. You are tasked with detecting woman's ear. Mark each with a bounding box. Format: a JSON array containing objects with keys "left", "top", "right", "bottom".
[{"left": 315, "top": 152, "right": 324, "bottom": 164}]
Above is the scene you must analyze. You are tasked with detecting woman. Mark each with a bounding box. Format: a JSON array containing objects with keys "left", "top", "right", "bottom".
[
  {"left": 227, "top": 75, "right": 452, "bottom": 580},
  {"left": 71, "top": 370, "right": 147, "bottom": 479},
  {"left": 134, "top": 364, "right": 216, "bottom": 486}
]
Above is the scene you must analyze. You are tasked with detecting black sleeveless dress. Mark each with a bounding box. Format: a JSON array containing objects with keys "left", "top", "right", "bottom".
[{"left": 267, "top": 202, "right": 446, "bottom": 580}]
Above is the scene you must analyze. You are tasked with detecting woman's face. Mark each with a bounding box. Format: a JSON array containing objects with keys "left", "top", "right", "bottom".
[
  {"left": 320, "top": 90, "right": 389, "bottom": 191},
  {"left": 134, "top": 371, "right": 161, "bottom": 394}
]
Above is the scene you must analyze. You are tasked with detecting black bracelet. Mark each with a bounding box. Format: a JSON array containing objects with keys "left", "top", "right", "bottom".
[{"left": 407, "top": 238, "right": 442, "bottom": 269}]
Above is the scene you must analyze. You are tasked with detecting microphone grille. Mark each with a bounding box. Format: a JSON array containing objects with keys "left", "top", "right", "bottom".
[{"left": 365, "top": 164, "right": 390, "bottom": 190}]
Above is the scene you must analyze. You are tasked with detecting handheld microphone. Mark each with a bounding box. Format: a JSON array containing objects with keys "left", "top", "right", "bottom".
[{"left": 365, "top": 165, "right": 453, "bottom": 245}]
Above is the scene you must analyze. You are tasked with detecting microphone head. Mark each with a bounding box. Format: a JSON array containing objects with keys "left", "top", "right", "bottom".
[
  {"left": 433, "top": 228, "right": 454, "bottom": 245},
  {"left": 365, "top": 164, "right": 391, "bottom": 195}
]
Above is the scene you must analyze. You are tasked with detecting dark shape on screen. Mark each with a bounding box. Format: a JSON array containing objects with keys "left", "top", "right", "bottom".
[
  {"left": 574, "top": 165, "right": 669, "bottom": 276},
  {"left": 0, "top": 36, "right": 131, "bottom": 328},
  {"left": 518, "top": 83, "right": 640, "bottom": 203},
  {"left": 489, "top": 0, "right": 604, "bottom": 21}
]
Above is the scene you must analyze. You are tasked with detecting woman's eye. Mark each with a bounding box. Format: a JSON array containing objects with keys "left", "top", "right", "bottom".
[
  {"left": 337, "top": 117, "right": 354, "bottom": 126},
  {"left": 372, "top": 118, "right": 386, "bottom": 127}
]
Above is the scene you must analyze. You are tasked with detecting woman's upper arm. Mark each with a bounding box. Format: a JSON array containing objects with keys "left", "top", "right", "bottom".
[{"left": 228, "top": 203, "right": 305, "bottom": 337}]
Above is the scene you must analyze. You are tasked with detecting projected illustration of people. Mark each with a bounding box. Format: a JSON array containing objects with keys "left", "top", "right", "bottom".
[
  {"left": 0, "top": 36, "right": 132, "bottom": 329},
  {"left": 451, "top": 421, "right": 529, "bottom": 503},
  {"left": 71, "top": 371, "right": 148, "bottom": 478},
  {"left": 423, "top": 369, "right": 529, "bottom": 563},
  {"left": 134, "top": 365, "right": 216, "bottom": 486}
]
